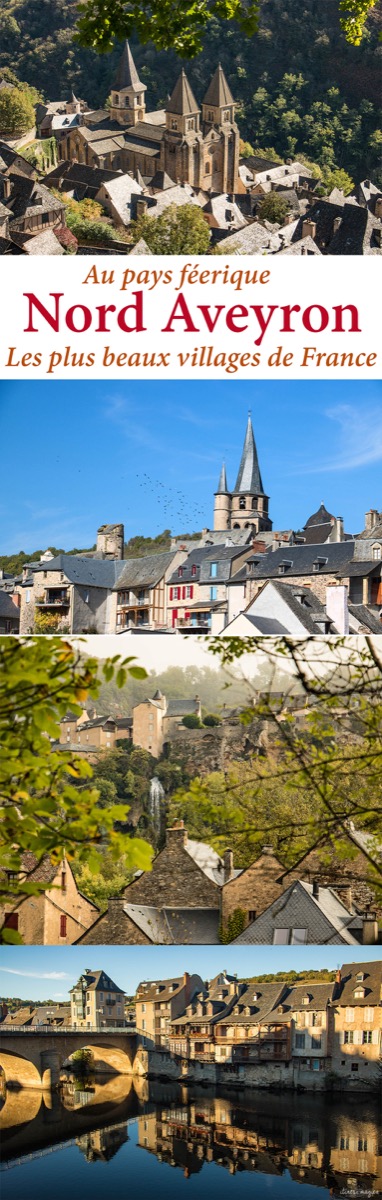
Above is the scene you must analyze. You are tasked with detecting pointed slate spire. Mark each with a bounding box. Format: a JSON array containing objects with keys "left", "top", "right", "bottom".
[
  {"left": 234, "top": 414, "right": 264, "bottom": 494},
  {"left": 166, "top": 69, "right": 199, "bottom": 116},
  {"left": 113, "top": 40, "right": 145, "bottom": 93},
  {"left": 216, "top": 462, "right": 228, "bottom": 494},
  {"left": 203, "top": 64, "right": 235, "bottom": 108}
]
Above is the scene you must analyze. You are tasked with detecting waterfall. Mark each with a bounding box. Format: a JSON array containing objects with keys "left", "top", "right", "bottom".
[{"left": 148, "top": 776, "right": 165, "bottom": 837}]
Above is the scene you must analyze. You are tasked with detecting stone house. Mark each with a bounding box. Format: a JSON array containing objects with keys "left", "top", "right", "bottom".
[
  {"left": 221, "top": 579, "right": 382, "bottom": 637},
  {"left": 329, "top": 960, "right": 382, "bottom": 1089},
  {"left": 70, "top": 967, "right": 126, "bottom": 1029},
  {"left": 136, "top": 971, "right": 205, "bottom": 1046},
  {"left": 232, "top": 880, "right": 369, "bottom": 946},
  {"left": 242, "top": 539, "right": 382, "bottom": 609},
  {"left": 132, "top": 692, "right": 202, "bottom": 757},
  {"left": 213, "top": 981, "right": 292, "bottom": 1066},
  {"left": 59, "top": 709, "right": 132, "bottom": 757},
  {"left": 0, "top": 854, "right": 98, "bottom": 945},
  {"left": 115, "top": 549, "right": 185, "bottom": 630},
  {"left": 280, "top": 982, "right": 334, "bottom": 1076},
  {"left": 2, "top": 1004, "right": 71, "bottom": 1028},
  {"left": 169, "top": 972, "right": 241, "bottom": 1059},
  {"left": 0, "top": 590, "right": 20, "bottom": 633},
  {"left": 59, "top": 43, "right": 240, "bottom": 196}
]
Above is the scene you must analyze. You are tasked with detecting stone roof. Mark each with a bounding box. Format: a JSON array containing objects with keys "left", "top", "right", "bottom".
[
  {"left": 333, "top": 960, "right": 382, "bottom": 1006},
  {"left": 0, "top": 592, "right": 19, "bottom": 620},
  {"left": 348, "top": 604, "right": 382, "bottom": 633},
  {"left": 185, "top": 838, "right": 228, "bottom": 885},
  {"left": 203, "top": 65, "right": 235, "bottom": 109},
  {"left": 245, "top": 579, "right": 335, "bottom": 636},
  {"left": 216, "top": 463, "right": 228, "bottom": 494},
  {"left": 71, "top": 969, "right": 123, "bottom": 994},
  {"left": 128, "top": 237, "right": 152, "bottom": 255},
  {"left": 136, "top": 975, "right": 186, "bottom": 1002},
  {"left": 115, "top": 550, "right": 178, "bottom": 591},
  {"left": 246, "top": 540, "right": 356, "bottom": 580},
  {"left": 305, "top": 503, "right": 335, "bottom": 529},
  {"left": 29, "top": 553, "right": 126, "bottom": 589},
  {"left": 281, "top": 982, "right": 334, "bottom": 1012},
  {"left": 20, "top": 229, "right": 65, "bottom": 256},
  {"left": 217, "top": 982, "right": 286, "bottom": 1025},
  {"left": 113, "top": 41, "right": 146, "bottom": 93},
  {"left": 233, "top": 880, "right": 360, "bottom": 945},
  {"left": 124, "top": 903, "right": 220, "bottom": 943},
  {"left": 234, "top": 414, "right": 265, "bottom": 495},
  {"left": 165, "top": 698, "right": 200, "bottom": 717},
  {"left": 166, "top": 71, "right": 199, "bottom": 116}
]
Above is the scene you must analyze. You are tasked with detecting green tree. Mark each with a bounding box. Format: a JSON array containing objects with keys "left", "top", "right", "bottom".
[
  {"left": 182, "top": 714, "right": 202, "bottom": 729},
  {"left": 131, "top": 205, "right": 211, "bottom": 254},
  {"left": 321, "top": 166, "right": 354, "bottom": 194},
  {"left": 65, "top": 214, "right": 118, "bottom": 245},
  {"left": 76, "top": 0, "right": 259, "bottom": 58},
  {"left": 257, "top": 192, "right": 290, "bottom": 224},
  {"left": 0, "top": 85, "right": 35, "bottom": 137},
  {"left": 0, "top": 637, "right": 152, "bottom": 941}
]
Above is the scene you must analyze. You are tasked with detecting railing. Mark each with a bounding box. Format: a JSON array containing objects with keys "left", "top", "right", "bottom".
[
  {"left": 35, "top": 597, "right": 69, "bottom": 608},
  {"left": 0, "top": 1024, "right": 136, "bottom": 1035}
]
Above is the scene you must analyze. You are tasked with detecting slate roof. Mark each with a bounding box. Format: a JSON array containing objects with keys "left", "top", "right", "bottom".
[
  {"left": 165, "top": 699, "right": 200, "bottom": 717},
  {"left": 217, "top": 982, "right": 286, "bottom": 1025},
  {"left": 233, "top": 880, "right": 360, "bottom": 945},
  {"left": 115, "top": 551, "right": 178, "bottom": 591},
  {"left": 333, "top": 960, "right": 382, "bottom": 1006},
  {"left": 216, "top": 463, "right": 228, "bottom": 494},
  {"left": 28, "top": 553, "right": 126, "bottom": 589},
  {"left": 128, "top": 237, "right": 152, "bottom": 255},
  {"left": 0, "top": 592, "right": 19, "bottom": 620},
  {"left": 168, "top": 546, "right": 219, "bottom": 584},
  {"left": 246, "top": 540, "right": 356, "bottom": 580},
  {"left": 166, "top": 71, "right": 200, "bottom": 116},
  {"left": 203, "top": 65, "right": 235, "bottom": 109},
  {"left": 357, "top": 517, "right": 382, "bottom": 540},
  {"left": 124, "top": 903, "right": 220, "bottom": 943},
  {"left": 113, "top": 41, "right": 146, "bottom": 93},
  {"left": 234, "top": 414, "right": 265, "bottom": 495},
  {"left": 71, "top": 969, "right": 123, "bottom": 993},
  {"left": 281, "top": 982, "right": 334, "bottom": 1013},
  {"left": 305, "top": 503, "right": 335, "bottom": 529},
  {"left": 243, "top": 580, "right": 335, "bottom": 635},
  {"left": 136, "top": 975, "right": 186, "bottom": 1002},
  {"left": 348, "top": 604, "right": 382, "bottom": 632}
]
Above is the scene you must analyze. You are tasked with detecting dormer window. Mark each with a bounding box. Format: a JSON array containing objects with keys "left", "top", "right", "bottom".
[
  {"left": 372, "top": 544, "right": 381, "bottom": 559},
  {"left": 207, "top": 110, "right": 214, "bottom": 122},
  {"left": 303, "top": 995, "right": 310, "bottom": 1005},
  {"left": 171, "top": 119, "right": 178, "bottom": 130},
  {"left": 279, "top": 560, "right": 292, "bottom": 574},
  {"left": 113, "top": 94, "right": 119, "bottom": 105},
  {"left": 191, "top": 564, "right": 197, "bottom": 576},
  {"left": 210, "top": 562, "right": 217, "bottom": 578},
  {"left": 354, "top": 987, "right": 365, "bottom": 999},
  {"left": 313, "top": 557, "right": 328, "bottom": 571},
  {"left": 178, "top": 567, "right": 183, "bottom": 577},
  {"left": 356, "top": 972, "right": 364, "bottom": 982}
]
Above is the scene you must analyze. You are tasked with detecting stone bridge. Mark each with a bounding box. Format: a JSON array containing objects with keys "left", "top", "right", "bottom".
[{"left": 0, "top": 1027, "right": 147, "bottom": 1089}]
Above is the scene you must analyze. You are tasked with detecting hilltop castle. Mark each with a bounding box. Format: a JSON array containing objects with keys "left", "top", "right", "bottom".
[
  {"left": 214, "top": 414, "right": 272, "bottom": 533},
  {"left": 59, "top": 41, "right": 240, "bottom": 194}
]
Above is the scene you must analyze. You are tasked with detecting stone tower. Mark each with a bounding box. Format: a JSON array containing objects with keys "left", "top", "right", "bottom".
[
  {"left": 213, "top": 416, "right": 272, "bottom": 533},
  {"left": 163, "top": 70, "right": 201, "bottom": 187},
  {"left": 110, "top": 41, "right": 147, "bottom": 126},
  {"left": 200, "top": 65, "right": 240, "bottom": 193},
  {"left": 214, "top": 463, "right": 231, "bottom": 531},
  {"left": 96, "top": 523, "right": 124, "bottom": 559}
]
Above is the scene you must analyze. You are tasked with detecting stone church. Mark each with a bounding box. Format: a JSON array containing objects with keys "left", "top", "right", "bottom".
[
  {"left": 214, "top": 414, "right": 272, "bottom": 533},
  {"left": 59, "top": 41, "right": 240, "bottom": 193}
]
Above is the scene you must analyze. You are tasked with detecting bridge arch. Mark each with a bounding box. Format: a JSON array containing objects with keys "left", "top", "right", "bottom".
[
  {"left": 0, "top": 1050, "right": 42, "bottom": 1090},
  {"left": 65, "top": 1043, "right": 134, "bottom": 1076}
]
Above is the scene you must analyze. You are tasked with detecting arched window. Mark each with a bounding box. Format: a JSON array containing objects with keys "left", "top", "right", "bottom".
[
  {"left": 239, "top": 497, "right": 246, "bottom": 510},
  {"left": 205, "top": 160, "right": 211, "bottom": 174},
  {"left": 251, "top": 498, "right": 257, "bottom": 509}
]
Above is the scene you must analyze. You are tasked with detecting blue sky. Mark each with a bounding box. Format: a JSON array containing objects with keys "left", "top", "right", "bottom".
[
  {"left": 0, "top": 947, "right": 380, "bottom": 1000},
  {"left": 0, "top": 380, "right": 381, "bottom": 555}
]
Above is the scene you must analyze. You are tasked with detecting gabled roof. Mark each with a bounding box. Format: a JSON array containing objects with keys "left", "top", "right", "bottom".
[
  {"left": 166, "top": 70, "right": 199, "bottom": 116},
  {"left": 234, "top": 415, "right": 265, "bottom": 495},
  {"left": 233, "top": 880, "right": 360, "bottom": 945},
  {"left": 72, "top": 969, "right": 123, "bottom": 993},
  {"left": 246, "top": 540, "right": 356, "bottom": 580},
  {"left": 114, "top": 550, "right": 177, "bottom": 591},
  {"left": 124, "top": 903, "right": 220, "bottom": 943},
  {"left": 113, "top": 41, "right": 146, "bottom": 93},
  {"left": 29, "top": 553, "right": 126, "bottom": 589},
  {"left": 203, "top": 65, "right": 235, "bottom": 109},
  {"left": 333, "top": 960, "right": 382, "bottom": 1006}
]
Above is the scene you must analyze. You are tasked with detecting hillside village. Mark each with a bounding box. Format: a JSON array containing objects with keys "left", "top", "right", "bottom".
[
  {"left": 1, "top": 960, "right": 381, "bottom": 1098},
  {"left": 0, "top": 42, "right": 381, "bottom": 256},
  {"left": 1, "top": 415, "right": 382, "bottom": 636}
]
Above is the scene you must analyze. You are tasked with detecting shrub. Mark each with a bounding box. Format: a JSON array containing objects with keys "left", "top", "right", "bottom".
[
  {"left": 203, "top": 714, "right": 221, "bottom": 726},
  {"left": 182, "top": 714, "right": 202, "bottom": 729}
]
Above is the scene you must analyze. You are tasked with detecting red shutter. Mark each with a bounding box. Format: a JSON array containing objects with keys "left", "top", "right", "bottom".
[
  {"left": 60, "top": 915, "right": 67, "bottom": 937},
  {"left": 169, "top": 587, "right": 173, "bottom": 600},
  {"left": 190, "top": 586, "right": 194, "bottom": 599},
  {"left": 4, "top": 912, "right": 18, "bottom": 931},
  {"left": 182, "top": 586, "right": 186, "bottom": 600}
]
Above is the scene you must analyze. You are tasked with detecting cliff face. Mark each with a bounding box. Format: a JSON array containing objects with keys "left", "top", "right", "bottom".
[{"left": 165, "top": 718, "right": 263, "bottom": 775}]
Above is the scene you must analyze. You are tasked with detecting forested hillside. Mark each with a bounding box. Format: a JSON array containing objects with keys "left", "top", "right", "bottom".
[{"left": 0, "top": 0, "right": 381, "bottom": 179}]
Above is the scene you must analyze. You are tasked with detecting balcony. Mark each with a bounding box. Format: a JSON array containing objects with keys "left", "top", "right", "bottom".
[{"left": 35, "top": 591, "right": 69, "bottom": 608}]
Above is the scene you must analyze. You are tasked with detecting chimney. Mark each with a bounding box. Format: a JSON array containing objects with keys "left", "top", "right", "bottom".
[
  {"left": 333, "top": 516, "right": 344, "bottom": 542},
  {"left": 333, "top": 215, "right": 342, "bottom": 234},
  {"left": 166, "top": 821, "right": 188, "bottom": 848},
  {"left": 224, "top": 849, "right": 234, "bottom": 882},
  {"left": 362, "top": 913, "right": 378, "bottom": 945},
  {"left": 302, "top": 218, "right": 316, "bottom": 239},
  {"left": 136, "top": 196, "right": 148, "bottom": 218},
  {"left": 312, "top": 880, "right": 320, "bottom": 900},
  {"left": 183, "top": 971, "right": 191, "bottom": 1002},
  {"left": 365, "top": 509, "right": 378, "bottom": 533},
  {"left": 336, "top": 968, "right": 341, "bottom": 985},
  {"left": 325, "top": 584, "right": 349, "bottom": 635},
  {"left": 375, "top": 197, "right": 382, "bottom": 218}
]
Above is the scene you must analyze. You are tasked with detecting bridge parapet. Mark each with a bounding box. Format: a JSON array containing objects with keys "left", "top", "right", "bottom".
[{"left": 0, "top": 1027, "right": 140, "bottom": 1090}]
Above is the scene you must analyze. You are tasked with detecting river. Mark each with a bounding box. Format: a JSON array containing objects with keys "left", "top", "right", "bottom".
[{"left": 1, "top": 1077, "right": 380, "bottom": 1200}]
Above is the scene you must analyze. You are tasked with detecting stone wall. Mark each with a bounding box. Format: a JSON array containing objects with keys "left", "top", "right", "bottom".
[{"left": 124, "top": 827, "right": 220, "bottom": 908}]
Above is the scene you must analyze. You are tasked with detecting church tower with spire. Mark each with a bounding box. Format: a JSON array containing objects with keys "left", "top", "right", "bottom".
[
  {"left": 214, "top": 415, "right": 272, "bottom": 532},
  {"left": 110, "top": 41, "right": 147, "bottom": 126}
]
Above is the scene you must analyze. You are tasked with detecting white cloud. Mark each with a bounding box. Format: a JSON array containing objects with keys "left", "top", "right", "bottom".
[
  {"left": 0, "top": 969, "right": 71, "bottom": 980},
  {"left": 310, "top": 403, "right": 382, "bottom": 473}
]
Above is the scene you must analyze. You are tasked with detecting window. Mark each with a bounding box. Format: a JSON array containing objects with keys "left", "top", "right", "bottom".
[
  {"left": 248, "top": 910, "right": 256, "bottom": 922},
  {"left": 311, "top": 1036, "right": 321, "bottom": 1050},
  {"left": 354, "top": 987, "right": 365, "bottom": 999},
  {"left": 239, "top": 497, "right": 246, "bottom": 510},
  {"left": 171, "top": 119, "right": 178, "bottom": 130},
  {"left": 210, "top": 562, "right": 217, "bottom": 577},
  {"left": 273, "top": 929, "right": 289, "bottom": 944},
  {"left": 364, "top": 1007, "right": 374, "bottom": 1022},
  {"left": 61, "top": 872, "right": 66, "bottom": 890},
  {"left": 191, "top": 564, "right": 197, "bottom": 577},
  {"left": 186, "top": 585, "right": 193, "bottom": 599},
  {"left": 358, "top": 1138, "right": 368, "bottom": 1151},
  {"left": 187, "top": 118, "right": 194, "bottom": 130},
  {"left": 351, "top": 1063, "right": 359, "bottom": 1072},
  {"left": 223, "top": 109, "right": 230, "bottom": 121},
  {"left": 295, "top": 1033, "right": 305, "bottom": 1049},
  {"left": 142, "top": 1019, "right": 146, "bottom": 1030},
  {"left": 372, "top": 544, "right": 381, "bottom": 559},
  {"left": 291, "top": 929, "right": 307, "bottom": 944},
  {"left": 4, "top": 912, "right": 19, "bottom": 930},
  {"left": 26, "top": 589, "right": 31, "bottom": 603},
  {"left": 141, "top": 1003, "right": 146, "bottom": 1013},
  {"left": 362, "top": 1030, "right": 372, "bottom": 1044},
  {"left": 205, "top": 160, "right": 211, "bottom": 173},
  {"left": 340, "top": 1136, "right": 349, "bottom": 1150},
  {"left": 207, "top": 110, "right": 213, "bottom": 121},
  {"left": 345, "top": 1008, "right": 354, "bottom": 1022},
  {"left": 60, "top": 915, "right": 67, "bottom": 937},
  {"left": 344, "top": 1030, "right": 354, "bottom": 1043},
  {"left": 178, "top": 567, "right": 183, "bottom": 577},
  {"left": 210, "top": 586, "right": 217, "bottom": 601}
]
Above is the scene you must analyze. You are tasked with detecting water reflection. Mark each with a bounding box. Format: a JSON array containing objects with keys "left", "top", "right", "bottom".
[{"left": 1, "top": 1077, "right": 381, "bottom": 1199}]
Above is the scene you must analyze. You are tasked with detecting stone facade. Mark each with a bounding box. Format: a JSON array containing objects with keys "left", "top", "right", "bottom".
[
  {"left": 1, "top": 857, "right": 98, "bottom": 945},
  {"left": 70, "top": 967, "right": 126, "bottom": 1029}
]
